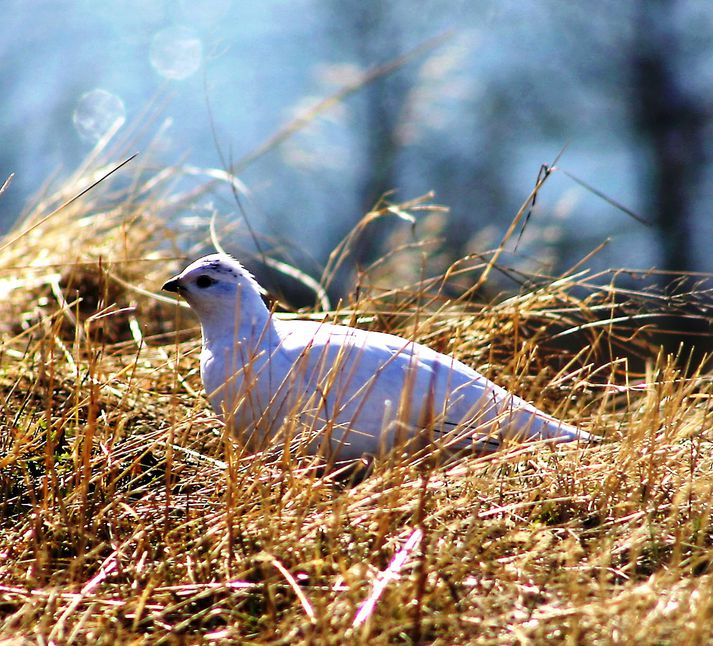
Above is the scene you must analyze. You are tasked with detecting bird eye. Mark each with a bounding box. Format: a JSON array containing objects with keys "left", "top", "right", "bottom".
[{"left": 196, "top": 275, "right": 216, "bottom": 288}]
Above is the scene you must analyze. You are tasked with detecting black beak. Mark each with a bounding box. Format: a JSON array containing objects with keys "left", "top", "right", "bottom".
[{"left": 162, "top": 278, "right": 181, "bottom": 293}]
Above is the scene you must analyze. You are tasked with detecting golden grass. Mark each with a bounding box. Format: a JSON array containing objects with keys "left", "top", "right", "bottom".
[{"left": 1, "top": 147, "right": 712, "bottom": 644}]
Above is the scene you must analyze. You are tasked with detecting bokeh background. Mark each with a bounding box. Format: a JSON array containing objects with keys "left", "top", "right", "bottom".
[{"left": 2, "top": 0, "right": 712, "bottom": 287}]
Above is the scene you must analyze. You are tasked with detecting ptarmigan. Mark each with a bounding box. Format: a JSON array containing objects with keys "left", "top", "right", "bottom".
[{"left": 163, "top": 253, "right": 596, "bottom": 463}]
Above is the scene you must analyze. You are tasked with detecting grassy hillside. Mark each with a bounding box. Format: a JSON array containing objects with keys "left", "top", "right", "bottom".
[{"left": 1, "top": 154, "right": 712, "bottom": 644}]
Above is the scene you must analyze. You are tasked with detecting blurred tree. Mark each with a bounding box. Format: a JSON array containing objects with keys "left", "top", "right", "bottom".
[
  {"left": 629, "top": 0, "right": 707, "bottom": 274},
  {"left": 321, "top": 1, "right": 519, "bottom": 281},
  {"left": 324, "top": 0, "right": 411, "bottom": 268}
]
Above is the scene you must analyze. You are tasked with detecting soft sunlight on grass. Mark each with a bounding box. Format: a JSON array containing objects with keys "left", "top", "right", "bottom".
[{"left": 1, "top": 144, "right": 712, "bottom": 644}]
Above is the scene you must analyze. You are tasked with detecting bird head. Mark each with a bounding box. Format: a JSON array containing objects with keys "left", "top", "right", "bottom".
[{"left": 162, "top": 253, "right": 267, "bottom": 329}]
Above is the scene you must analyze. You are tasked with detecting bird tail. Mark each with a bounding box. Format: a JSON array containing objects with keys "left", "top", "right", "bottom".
[{"left": 504, "top": 404, "right": 600, "bottom": 445}]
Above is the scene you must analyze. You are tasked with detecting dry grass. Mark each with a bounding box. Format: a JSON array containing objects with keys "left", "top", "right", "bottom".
[{"left": 1, "top": 147, "right": 712, "bottom": 645}]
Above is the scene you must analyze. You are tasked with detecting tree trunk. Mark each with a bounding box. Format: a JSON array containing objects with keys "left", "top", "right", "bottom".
[{"left": 630, "top": 0, "right": 705, "bottom": 274}]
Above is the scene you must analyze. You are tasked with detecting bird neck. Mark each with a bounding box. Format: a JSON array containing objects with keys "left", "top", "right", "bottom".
[{"left": 199, "top": 291, "right": 275, "bottom": 353}]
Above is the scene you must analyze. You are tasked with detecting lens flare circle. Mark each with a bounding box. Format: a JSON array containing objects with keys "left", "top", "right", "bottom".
[
  {"left": 72, "top": 89, "right": 126, "bottom": 143},
  {"left": 150, "top": 26, "right": 203, "bottom": 80}
]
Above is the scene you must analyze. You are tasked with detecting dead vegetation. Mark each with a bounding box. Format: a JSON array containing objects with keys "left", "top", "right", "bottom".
[{"left": 1, "top": 146, "right": 712, "bottom": 644}]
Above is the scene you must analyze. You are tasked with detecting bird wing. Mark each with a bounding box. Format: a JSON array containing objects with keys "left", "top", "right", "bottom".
[{"left": 270, "top": 319, "right": 591, "bottom": 458}]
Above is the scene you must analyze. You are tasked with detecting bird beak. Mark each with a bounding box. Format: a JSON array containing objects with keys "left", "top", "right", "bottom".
[{"left": 162, "top": 277, "right": 181, "bottom": 293}]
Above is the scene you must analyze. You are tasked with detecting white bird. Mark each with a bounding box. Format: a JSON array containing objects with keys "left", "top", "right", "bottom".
[{"left": 163, "top": 254, "right": 597, "bottom": 464}]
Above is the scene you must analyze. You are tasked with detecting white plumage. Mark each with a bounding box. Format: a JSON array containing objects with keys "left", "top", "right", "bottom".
[{"left": 163, "top": 253, "right": 596, "bottom": 463}]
